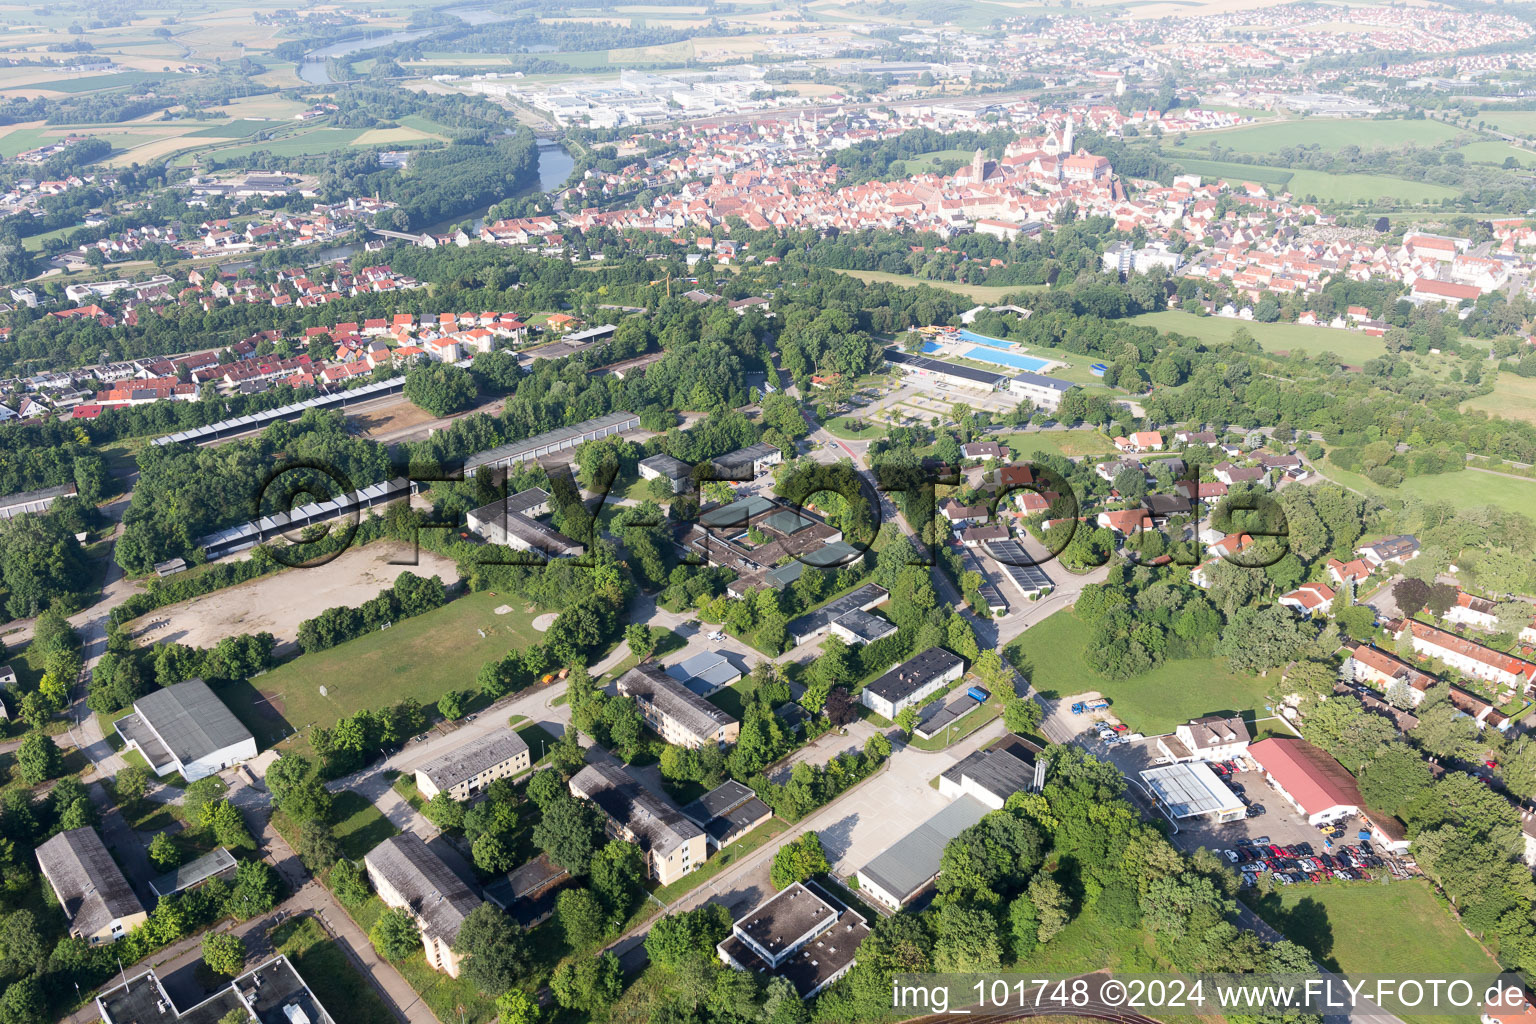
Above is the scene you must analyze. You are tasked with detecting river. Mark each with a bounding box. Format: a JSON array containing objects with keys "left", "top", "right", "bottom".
[{"left": 298, "top": 4, "right": 517, "bottom": 84}]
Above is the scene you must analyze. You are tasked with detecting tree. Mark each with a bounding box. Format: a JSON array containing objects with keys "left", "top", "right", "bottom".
[
  {"left": 149, "top": 832, "right": 180, "bottom": 871},
  {"left": 1426, "top": 582, "right": 1458, "bottom": 619},
  {"left": 1392, "top": 577, "right": 1430, "bottom": 619},
  {"left": 226, "top": 860, "right": 279, "bottom": 919},
  {"left": 297, "top": 822, "right": 341, "bottom": 872},
  {"left": 0, "top": 910, "right": 47, "bottom": 976},
  {"left": 895, "top": 706, "right": 919, "bottom": 736},
  {"left": 370, "top": 907, "right": 421, "bottom": 961},
  {"left": 264, "top": 753, "right": 314, "bottom": 807},
  {"left": 496, "top": 989, "right": 539, "bottom": 1024},
  {"left": 1215, "top": 605, "right": 1314, "bottom": 674},
  {"left": 625, "top": 623, "right": 655, "bottom": 660},
  {"left": 183, "top": 776, "right": 225, "bottom": 828},
  {"left": 437, "top": 689, "right": 468, "bottom": 720},
  {"left": 115, "top": 764, "right": 150, "bottom": 808},
  {"left": 550, "top": 952, "right": 623, "bottom": 1012},
  {"left": 825, "top": 687, "right": 858, "bottom": 727},
  {"left": 1008, "top": 892, "right": 1040, "bottom": 957},
  {"left": 208, "top": 801, "right": 256, "bottom": 851},
  {"left": 403, "top": 361, "right": 476, "bottom": 416},
  {"left": 532, "top": 795, "right": 602, "bottom": 875},
  {"left": 331, "top": 859, "right": 372, "bottom": 907},
  {"left": 1028, "top": 875, "right": 1070, "bottom": 943},
  {"left": 1002, "top": 693, "right": 1042, "bottom": 735},
  {"left": 932, "top": 903, "right": 1002, "bottom": 972},
  {"left": 202, "top": 932, "right": 245, "bottom": 977},
  {"left": 0, "top": 975, "right": 43, "bottom": 1024},
  {"left": 770, "top": 832, "right": 829, "bottom": 890},
  {"left": 644, "top": 903, "right": 734, "bottom": 968},
  {"left": 423, "top": 792, "right": 466, "bottom": 831},
  {"left": 590, "top": 840, "right": 645, "bottom": 918},
  {"left": 556, "top": 888, "right": 608, "bottom": 949},
  {"left": 455, "top": 903, "right": 528, "bottom": 993},
  {"left": 15, "top": 732, "right": 61, "bottom": 785}
]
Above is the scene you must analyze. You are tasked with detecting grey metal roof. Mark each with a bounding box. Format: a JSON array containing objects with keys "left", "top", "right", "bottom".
[
  {"left": 0, "top": 481, "right": 77, "bottom": 519},
  {"left": 463, "top": 411, "right": 640, "bottom": 473},
  {"left": 197, "top": 476, "right": 411, "bottom": 558},
  {"left": 617, "top": 663, "right": 737, "bottom": 740},
  {"left": 149, "top": 847, "right": 237, "bottom": 898},
  {"left": 37, "top": 827, "right": 144, "bottom": 936},
  {"left": 415, "top": 730, "right": 529, "bottom": 792},
  {"left": 939, "top": 747, "right": 1036, "bottom": 801},
  {"left": 829, "top": 608, "right": 897, "bottom": 644},
  {"left": 864, "top": 647, "right": 965, "bottom": 705},
  {"left": 363, "top": 832, "right": 481, "bottom": 945},
  {"left": 681, "top": 779, "right": 756, "bottom": 824},
  {"left": 151, "top": 373, "right": 406, "bottom": 446},
  {"left": 569, "top": 762, "right": 702, "bottom": 858},
  {"left": 785, "top": 583, "right": 890, "bottom": 644},
  {"left": 639, "top": 453, "right": 691, "bottom": 480},
  {"left": 133, "top": 679, "right": 253, "bottom": 766},
  {"left": 711, "top": 442, "right": 780, "bottom": 474},
  {"left": 884, "top": 348, "right": 1007, "bottom": 386},
  {"left": 698, "top": 494, "right": 777, "bottom": 529},
  {"left": 1010, "top": 370, "right": 1074, "bottom": 392},
  {"left": 857, "top": 795, "right": 990, "bottom": 903},
  {"left": 666, "top": 651, "right": 741, "bottom": 692}
]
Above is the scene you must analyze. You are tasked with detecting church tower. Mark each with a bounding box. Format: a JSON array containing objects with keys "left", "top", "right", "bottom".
[
  {"left": 970, "top": 147, "right": 986, "bottom": 183},
  {"left": 1062, "top": 116, "right": 1075, "bottom": 156}
]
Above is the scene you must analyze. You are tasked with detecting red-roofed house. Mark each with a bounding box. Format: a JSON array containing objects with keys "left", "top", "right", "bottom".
[
  {"left": 1278, "top": 581, "right": 1335, "bottom": 617},
  {"left": 1396, "top": 619, "right": 1536, "bottom": 692},
  {"left": 1096, "top": 508, "right": 1151, "bottom": 535},
  {"left": 1325, "top": 558, "right": 1371, "bottom": 587},
  {"left": 1411, "top": 278, "right": 1481, "bottom": 304},
  {"left": 1247, "top": 737, "right": 1362, "bottom": 824},
  {"left": 1112, "top": 431, "right": 1164, "bottom": 452}
]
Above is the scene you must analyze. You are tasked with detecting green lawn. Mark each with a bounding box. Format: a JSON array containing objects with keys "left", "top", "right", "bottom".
[
  {"left": 1284, "top": 169, "right": 1461, "bottom": 205},
  {"left": 830, "top": 268, "right": 1046, "bottom": 304},
  {"left": 1463, "top": 371, "right": 1536, "bottom": 426},
  {"left": 234, "top": 592, "right": 549, "bottom": 750},
  {"left": 1318, "top": 458, "right": 1536, "bottom": 517},
  {"left": 211, "top": 127, "right": 369, "bottom": 160},
  {"left": 1132, "top": 310, "right": 1388, "bottom": 364},
  {"left": 1457, "top": 140, "right": 1536, "bottom": 167},
  {"left": 649, "top": 816, "right": 788, "bottom": 905},
  {"left": 331, "top": 791, "right": 399, "bottom": 861},
  {"left": 1162, "top": 155, "right": 1294, "bottom": 188},
  {"left": 272, "top": 916, "right": 395, "bottom": 1024},
  {"left": 1007, "top": 611, "right": 1275, "bottom": 735},
  {"left": 824, "top": 416, "right": 886, "bottom": 440},
  {"left": 1000, "top": 427, "right": 1116, "bottom": 459},
  {"left": 1481, "top": 110, "right": 1536, "bottom": 139},
  {"left": 1250, "top": 879, "right": 1496, "bottom": 1017}
]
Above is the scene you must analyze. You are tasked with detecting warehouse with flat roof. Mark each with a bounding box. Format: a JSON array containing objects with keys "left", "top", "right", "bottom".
[{"left": 855, "top": 795, "right": 990, "bottom": 909}]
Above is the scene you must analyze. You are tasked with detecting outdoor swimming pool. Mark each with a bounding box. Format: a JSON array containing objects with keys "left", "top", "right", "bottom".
[
  {"left": 964, "top": 346, "right": 1052, "bottom": 372},
  {"left": 921, "top": 341, "right": 943, "bottom": 353},
  {"left": 956, "top": 329, "right": 1018, "bottom": 349}
]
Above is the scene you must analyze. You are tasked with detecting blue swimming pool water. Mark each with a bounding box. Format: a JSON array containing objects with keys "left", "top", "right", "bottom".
[
  {"left": 921, "top": 341, "right": 943, "bottom": 354},
  {"left": 964, "top": 347, "right": 1051, "bottom": 373},
  {"left": 956, "top": 329, "right": 1017, "bottom": 349}
]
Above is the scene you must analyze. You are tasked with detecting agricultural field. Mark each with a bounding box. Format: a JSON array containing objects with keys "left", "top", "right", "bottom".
[
  {"left": 1480, "top": 110, "right": 1536, "bottom": 140},
  {"left": 1007, "top": 610, "right": 1275, "bottom": 735},
  {"left": 1457, "top": 141, "right": 1536, "bottom": 167},
  {"left": 1192, "top": 117, "right": 1463, "bottom": 154},
  {"left": 1132, "top": 310, "right": 1389, "bottom": 364}
]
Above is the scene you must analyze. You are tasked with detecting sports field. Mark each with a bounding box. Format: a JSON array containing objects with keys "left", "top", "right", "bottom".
[
  {"left": 232, "top": 590, "right": 554, "bottom": 750},
  {"left": 1132, "top": 311, "right": 1387, "bottom": 363},
  {"left": 1007, "top": 610, "right": 1274, "bottom": 735}
]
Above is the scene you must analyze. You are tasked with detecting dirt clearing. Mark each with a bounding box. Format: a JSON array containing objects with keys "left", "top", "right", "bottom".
[{"left": 129, "top": 540, "right": 460, "bottom": 650}]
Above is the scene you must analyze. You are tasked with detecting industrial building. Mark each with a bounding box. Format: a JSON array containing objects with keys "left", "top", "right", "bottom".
[
  {"left": 1139, "top": 762, "right": 1247, "bottom": 823},
  {"left": 860, "top": 646, "right": 966, "bottom": 720},
  {"left": 37, "top": 827, "right": 146, "bottom": 945},
  {"left": 113, "top": 678, "right": 257, "bottom": 781},
  {"left": 97, "top": 956, "right": 333, "bottom": 1024},
  {"left": 855, "top": 795, "right": 990, "bottom": 909},
  {"left": 717, "top": 881, "right": 870, "bottom": 998},
  {"left": 1247, "top": 737, "right": 1363, "bottom": 825}
]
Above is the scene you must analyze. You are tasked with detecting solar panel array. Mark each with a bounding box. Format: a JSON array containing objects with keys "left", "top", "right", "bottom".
[
  {"left": 959, "top": 548, "right": 1006, "bottom": 612},
  {"left": 151, "top": 374, "right": 408, "bottom": 446},
  {"left": 983, "top": 540, "right": 1054, "bottom": 595}
]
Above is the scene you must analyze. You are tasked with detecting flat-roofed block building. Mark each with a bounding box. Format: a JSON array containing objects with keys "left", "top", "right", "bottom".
[
  {"left": 415, "top": 730, "right": 531, "bottom": 801},
  {"left": 37, "top": 827, "right": 147, "bottom": 944},
  {"left": 717, "top": 881, "right": 870, "bottom": 998},
  {"left": 617, "top": 662, "right": 739, "bottom": 748},
  {"left": 638, "top": 452, "right": 693, "bottom": 494},
  {"left": 97, "top": 956, "right": 333, "bottom": 1024},
  {"left": 860, "top": 646, "right": 966, "bottom": 720},
  {"left": 364, "top": 832, "right": 483, "bottom": 977},
  {"left": 711, "top": 442, "right": 781, "bottom": 479},
  {"left": 113, "top": 678, "right": 256, "bottom": 781},
  {"left": 570, "top": 761, "right": 706, "bottom": 885}
]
